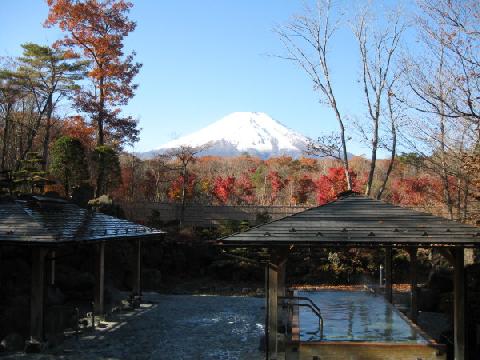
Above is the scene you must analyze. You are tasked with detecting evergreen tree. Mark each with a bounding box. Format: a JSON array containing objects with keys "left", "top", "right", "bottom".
[
  {"left": 15, "top": 43, "right": 87, "bottom": 168},
  {"left": 12, "top": 152, "right": 49, "bottom": 194},
  {"left": 91, "top": 145, "right": 121, "bottom": 196},
  {"left": 51, "top": 136, "right": 89, "bottom": 197}
]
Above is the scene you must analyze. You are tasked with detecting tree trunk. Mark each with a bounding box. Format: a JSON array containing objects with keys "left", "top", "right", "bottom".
[
  {"left": 334, "top": 107, "right": 352, "bottom": 190},
  {"left": 97, "top": 77, "right": 105, "bottom": 146},
  {"left": 1, "top": 103, "right": 12, "bottom": 171},
  {"left": 95, "top": 77, "right": 105, "bottom": 197},
  {"left": 376, "top": 102, "right": 396, "bottom": 200},
  {"left": 376, "top": 161, "right": 394, "bottom": 200},
  {"left": 64, "top": 169, "right": 69, "bottom": 198},
  {"left": 180, "top": 167, "right": 187, "bottom": 226},
  {"left": 365, "top": 121, "right": 379, "bottom": 196},
  {"left": 462, "top": 179, "right": 469, "bottom": 223},
  {"left": 42, "top": 94, "right": 53, "bottom": 171},
  {"left": 439, "top": 117, "right": 453, "bottom": 219},
  {"left": 437, "top": 49, "right": 453, "bottom": 219}
]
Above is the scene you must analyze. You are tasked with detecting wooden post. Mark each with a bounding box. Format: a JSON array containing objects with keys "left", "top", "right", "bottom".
[
  {"left": 30, "top": 247, "right": 47, "bottom": 342},
  {"left": 132, "top": 239, "right": 142, "bottom": 296},
  {"left": 408, "top": 247, "right": 418, "bottom": 321},
  {"left": 277, "top": 258, "right": 288, "bottom": 340},
  {"left": 454, "top": 246, "right": 465, "bottom": 360},
  {"left": 385, "top": 247, "right": 393, "bottom": 303},
  {"left": 266, "top": 263, "right": 278, "bottom": 360},
  {"left": 93, "top": 242, "right": 105, "bottom": 316},
  {"left": 277, "top": 259, "right": 286, "bottom": 297},
  {"left": 50, "top": 250, "right": 56, "bottom": 286},
  {"left": 265, "top": 264, "right": 269, "bottom": 357}
]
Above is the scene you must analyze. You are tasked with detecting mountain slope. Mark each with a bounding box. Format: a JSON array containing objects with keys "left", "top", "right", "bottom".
[{"left": 143, "top": 112, "right": 310, "bottom": 159}]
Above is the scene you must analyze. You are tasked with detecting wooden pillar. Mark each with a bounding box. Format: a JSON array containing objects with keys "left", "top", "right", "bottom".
[
  {"left": 408, "top": 247, "right": 418, "bottom": 321},
  {"left": 93, "top": 242, "right": 105, "bottom": 316},
  {"left": 30, "top": 247, "right": 47, "bottom": 342},
  {"left": 265, "top": 264, "right": 269, "bottom": 356},
  {"left": 454, "top": 246, "right": 465, "bottom": 360},
  {"left": 277, "top": 259, "right": 286, "bottom": 297},
  {"left": 385, "top": 247, "right": 393, "bottom": 303},
  {"left": 50, "top": 250, "right": 56, "bottom": 286},
  {"left": 277, "top": 258, "right": 288, "bottom": 339},
  {"left": 266, "top": 262, "right": 278, "bottom": 360},
  {"left": 132, "top": 239, "right": 142, "bottom": 296}
]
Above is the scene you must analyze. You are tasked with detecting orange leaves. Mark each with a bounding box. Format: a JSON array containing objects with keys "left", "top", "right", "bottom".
[
  {"left": 61, "top": 115, "right": 95, "bottom": 150},
  {"left": 45, "top": 0, "right": 141, "bottom": 146},
  {"left": 167, "top": 174, "right": 197, "bottom": 202}
]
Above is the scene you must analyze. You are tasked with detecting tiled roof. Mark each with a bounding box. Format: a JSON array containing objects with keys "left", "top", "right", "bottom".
[
  {"left": 0, "top": 196, "right": 165, "bottom": 246},
  {"left": 218, "top": 192, "right": 480, "bottom": 247}
]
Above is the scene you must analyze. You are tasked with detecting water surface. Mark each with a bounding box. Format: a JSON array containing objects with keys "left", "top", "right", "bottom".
[{"left": 297, "top": 290, "right": 428, "bottom": 343}]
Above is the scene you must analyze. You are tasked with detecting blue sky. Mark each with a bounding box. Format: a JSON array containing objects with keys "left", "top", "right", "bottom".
[{"left": 0, "top": 1, "right": 400, "bottom": 156}]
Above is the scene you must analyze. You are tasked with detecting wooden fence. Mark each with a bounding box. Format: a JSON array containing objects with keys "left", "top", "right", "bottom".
[{"left": 119, "top": 202, "right": 312, "bottom": 226}]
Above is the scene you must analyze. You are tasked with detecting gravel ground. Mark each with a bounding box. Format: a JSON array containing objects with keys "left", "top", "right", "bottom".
[{"left": 3, "top": 293, "right": 265, "bottom": 360}]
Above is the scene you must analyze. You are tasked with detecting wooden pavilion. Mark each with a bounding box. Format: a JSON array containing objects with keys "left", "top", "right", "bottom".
[
  {"left": 0, "top": 195, "right": 165, "bottom": 346},
  {"left": 218, "top": 192, "right": 480, "bottom": 360}
]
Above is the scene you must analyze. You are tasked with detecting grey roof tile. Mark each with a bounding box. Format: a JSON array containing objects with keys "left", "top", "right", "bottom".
[
  {"left": 219, "top": 193, "right": 480, "bottom": 247},
  {"left": 0, "top": 197, "right": 165, "bottom": 246}
]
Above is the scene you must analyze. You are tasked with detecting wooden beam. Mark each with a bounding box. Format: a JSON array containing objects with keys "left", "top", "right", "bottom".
[
  {"left": 385, "top": 248, "right": 393, "bottom": 303},
  {"left": 30, "top": 247, "right": 47, "bottom": 342},
  {"left": 408, "top": 247, "right": 418, "bottom": 321},
  {"left": 454, "top": 246, "right": 465, "bottom": 360},
  {"left": 132, "top": 239, "right": 142, "bottom": 296},
  {"left": 266, "top": 262, "right": 278, "bottom": 360},
  {"left": 93, "top": 242, "right": 105, "bottom": 316}
]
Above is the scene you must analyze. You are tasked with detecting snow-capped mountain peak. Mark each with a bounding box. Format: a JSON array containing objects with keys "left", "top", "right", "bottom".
[{"left": 153, "top": 112, "right": 309, "bottom": 158}]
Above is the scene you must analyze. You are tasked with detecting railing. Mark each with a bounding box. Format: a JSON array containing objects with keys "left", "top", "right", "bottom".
[{"left": 279, "top": 295, "right": 324, "bottom": 340}]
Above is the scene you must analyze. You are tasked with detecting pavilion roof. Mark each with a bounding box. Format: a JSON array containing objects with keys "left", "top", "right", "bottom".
[
  {"left": 0, "top": 196, "right": 165, "bottom": 246},
  {"left": 218, "top": 192, "right": 480, "bottom": 248}
]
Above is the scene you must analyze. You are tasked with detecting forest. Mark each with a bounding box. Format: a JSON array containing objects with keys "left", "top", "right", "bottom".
[{"left": 0, "top": 0, "right": 478, "bottom": 227}]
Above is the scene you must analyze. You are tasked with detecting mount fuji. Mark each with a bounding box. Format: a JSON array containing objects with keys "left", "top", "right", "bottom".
[{"left": 142, "top": 112, "right": 311, "bottom": 159}]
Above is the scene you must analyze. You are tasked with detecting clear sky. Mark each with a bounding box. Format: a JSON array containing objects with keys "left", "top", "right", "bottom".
[{"left": 0, "top": 1, "right": 398, "bottom": 156}]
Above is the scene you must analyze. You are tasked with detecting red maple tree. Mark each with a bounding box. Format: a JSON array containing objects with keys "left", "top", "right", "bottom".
[
  {"left": 268, "top": 171, "right": 288, "bottom": 203},
  {"left": 315, "top": 167, "right": 361, "bottom": 205},
  {"left": 236, "top": 174, "right": 255, "bottom": 204},
  {"left": 212, "top": 176, "right": 236, "bottom": 204},
  {"left": 388, "top": 176, "right": 442, "bottom": 207}
]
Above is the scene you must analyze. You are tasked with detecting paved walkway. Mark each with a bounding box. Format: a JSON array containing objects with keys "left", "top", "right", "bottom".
[{"left": 5, "top": 293, "right": 265, "bottom": 360}]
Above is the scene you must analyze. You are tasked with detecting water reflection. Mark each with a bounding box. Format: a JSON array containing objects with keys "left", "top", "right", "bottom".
[
  {"left": 384, "top": 302, "right": 393, "bottom": 341},
  {"left": 347, "top": 300, "right": 353, "bottom": 339},
  {"left": 298, "top": 290, "right": 427, "bottom": 344}
]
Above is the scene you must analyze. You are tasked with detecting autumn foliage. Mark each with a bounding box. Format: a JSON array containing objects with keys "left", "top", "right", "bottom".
[
  {"left": 388, "top": 176, "right": 443, "bottom": 208},
  {"left": 315, "top": 168, "right": 362, "bottom": 205},
  {"left": 212, "top": 176, "right": 236, "bottom": 204},
  {"left": 61, "top": 116, "right": 95, "bottom": 149},
  {"left": 45, "top": 0, "right": 141, "bottom": 145},
  {"left": 167, "top": 174, "right": 197, "bottom": 202}
]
